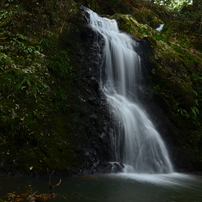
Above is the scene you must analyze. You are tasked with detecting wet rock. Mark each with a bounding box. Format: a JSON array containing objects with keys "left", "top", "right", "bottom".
[{"left": 112, "top": 162, "right": 125, "bottom": 173}]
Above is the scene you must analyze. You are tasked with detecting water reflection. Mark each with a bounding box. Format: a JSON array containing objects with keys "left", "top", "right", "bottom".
[{"left": 0, "top": 173, "right": 202, "bottom": 202}]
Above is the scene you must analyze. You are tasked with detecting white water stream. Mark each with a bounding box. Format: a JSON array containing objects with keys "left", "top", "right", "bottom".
[
  {"left": 87, "top": 9, "right": 173, "bottom": 174},
  {"left": 155, "top": 23, "right": 165, "bottom": 31}
]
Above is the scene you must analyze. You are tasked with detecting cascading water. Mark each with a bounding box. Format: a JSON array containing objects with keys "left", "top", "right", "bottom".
[{"left": 86, "top": 8, "right": 173, "bottom": 174}]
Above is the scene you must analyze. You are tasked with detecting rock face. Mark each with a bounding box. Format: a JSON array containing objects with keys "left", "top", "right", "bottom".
[
  {"left": 68, "top": 12, "right": 115, "bottom": 175},
  {"left": 0, "top": 0, "right": 202, "bottom": 176}
]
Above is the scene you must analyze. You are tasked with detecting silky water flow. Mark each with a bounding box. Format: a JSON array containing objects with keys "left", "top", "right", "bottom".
[{"left": 86, "top": 8, "right": 173, "bottom": 174}]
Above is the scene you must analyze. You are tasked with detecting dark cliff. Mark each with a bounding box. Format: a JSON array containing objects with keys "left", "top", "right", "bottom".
[{"left": 0, "top": 0, "right": 202, "bottom": 176}]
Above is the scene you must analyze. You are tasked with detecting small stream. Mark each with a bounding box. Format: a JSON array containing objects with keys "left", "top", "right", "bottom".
[{"left": 1, "top": 173, "right": 202, "bottom": 202}]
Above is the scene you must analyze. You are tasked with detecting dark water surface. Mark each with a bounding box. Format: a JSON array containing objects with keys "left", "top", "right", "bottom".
[{"left": 0, "top": 173, "right": 202, "bottom": 202}]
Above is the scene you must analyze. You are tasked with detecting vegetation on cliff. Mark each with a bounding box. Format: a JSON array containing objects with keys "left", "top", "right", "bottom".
[
  {"left": 0, "top": 0, "right": 202, "bottom": 176},
  {"left": 0, "top": 0, "right": 86, "bottom": 175}
]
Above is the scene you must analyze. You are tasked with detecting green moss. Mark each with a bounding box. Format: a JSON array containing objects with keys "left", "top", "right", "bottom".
[{"left": 111, "top": 13, "right": 157, "bottom": 38}]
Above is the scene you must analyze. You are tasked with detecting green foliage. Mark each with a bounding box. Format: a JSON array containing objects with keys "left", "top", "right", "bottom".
[
  {"left": 151, "top": 68, "right": 156, "bottom": 75},
  {"left": 48, "top": 50, "right": 74, "bottom": 80},
  {"left": 0, "top": 0, "right": 85, "bottom": 176},
  {"left": 152, "top": 33, "right": 165, "bottom": 41},
  {"left": 10, "top": 33, "right": 41, "bottom": 53},
  {"left": 41, "top": 38, "right": 74, "bottom": 81},
  {"left": 138, "top": 27, "right": 148, "bottom": 35},
  {"left": 0, "top": 0, "right": 75, "bottom": 145},
  {"left": 0, "top": 10, "right": 50, "bottom": 142},
  {"left": 171, "top": 44, "right": 183, "bottom": 53},
  {"left": 50, "top": 88, "right": 70, "bottom": 111},
  {"left": 191, "top": 106, "right": 199, "bottom": 118},
  {"left": 154, "top": 0, "right": 192, "bottom": 11},
  {"left": 175, "top": 104, "right": 199, "bottom": 122}
]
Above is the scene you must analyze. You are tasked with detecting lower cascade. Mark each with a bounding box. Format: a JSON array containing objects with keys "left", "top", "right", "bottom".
[{"left": 86, "top": 8, "right": 174, "bottom": 174}]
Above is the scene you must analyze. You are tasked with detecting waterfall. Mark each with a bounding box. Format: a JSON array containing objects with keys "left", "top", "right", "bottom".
[
  {"left": 155, "top": 24, "right": 164, "bottom": 32},
  {"left": 86, "top": 8, "right": 173, "bottom": 174}
]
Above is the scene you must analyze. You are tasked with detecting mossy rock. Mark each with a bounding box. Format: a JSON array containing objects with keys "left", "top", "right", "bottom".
[
  {"left": 131, "top": 7, "right": 163, "bottom": 28},
  {"left": 111, "top": 13, "right": 157, "bottom": 38}
]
